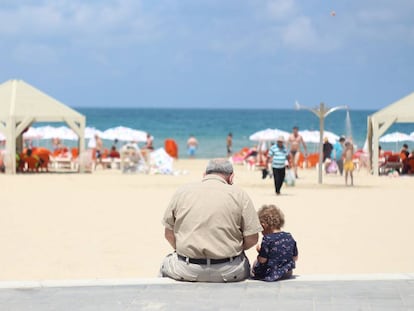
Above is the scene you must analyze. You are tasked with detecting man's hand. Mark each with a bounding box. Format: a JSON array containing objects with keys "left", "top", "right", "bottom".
[{"left": 243, "top": 233, "right": 259, "bottom": 250}]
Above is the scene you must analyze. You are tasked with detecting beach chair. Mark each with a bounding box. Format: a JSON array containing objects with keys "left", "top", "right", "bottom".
[
  {"left": 379, "top": 154, "right": 402, "bottom": 175},
  {"left": 32, "top": 147, "right": 51, "bottom": 172},
  {"left": 164, "top": 139, "right": 178, "bottom": 159},
  {"left": 407, "top": 158, "right": 414, "bottom": 174},
  {"left": 149, "top": 148, "right": 174, "bottom": 174},
  {"left": 120, "top": 144, "right": 148, "bottom": 174},
  {"left": 305, "top": 153, "right": 319, "bottom": 168}
]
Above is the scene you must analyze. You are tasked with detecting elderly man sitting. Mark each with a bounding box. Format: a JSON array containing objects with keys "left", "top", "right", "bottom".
[{"left": 160, "top": 158, "right": 262, "bottom": 282}]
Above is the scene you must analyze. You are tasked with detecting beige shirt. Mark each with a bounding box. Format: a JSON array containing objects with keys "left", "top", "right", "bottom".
[{"left": 162, "top": 175, "right": 262, "bottom": 259}]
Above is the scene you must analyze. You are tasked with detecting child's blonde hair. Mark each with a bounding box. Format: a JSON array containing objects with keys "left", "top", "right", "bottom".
[{"left": 258, "top": 204, "right": 285, "bottom": 230}]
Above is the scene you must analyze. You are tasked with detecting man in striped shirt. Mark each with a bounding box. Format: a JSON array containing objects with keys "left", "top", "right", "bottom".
[{"left": 268, "top": 136, "right": 288, "bottom": 195}]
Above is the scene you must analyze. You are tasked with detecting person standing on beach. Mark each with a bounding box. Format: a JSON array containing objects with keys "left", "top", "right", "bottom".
[
  {"left": 144, "top": 133, "right": 154, "bottom": 151},
  {"left": 94, "top": 134, "right": 104, "bottom": 170},
  {"left": 287, "top": 126, "right": 307, "bottom": 178},
  {"left": 344, "top": 141, "right": 354, "bottom": 186},
  {"left": 268, "top": 136, "right": 289, "bottom": 195},
  {"left": 332, "top": 137, "right": 346, "bottom": 176},
  {"left": 160, "top": 159, "right": 262, "bottom": 282},
  {"left": 226, "top": 132, "right": 233, "bottom": 157},
  {"left": 187, "top": 135, "right": 198, "bottom": 158}
]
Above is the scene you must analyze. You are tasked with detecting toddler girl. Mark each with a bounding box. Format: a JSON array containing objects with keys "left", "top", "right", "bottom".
[{"left": 252, "top": 204, "right": 298, "bottom": 281}]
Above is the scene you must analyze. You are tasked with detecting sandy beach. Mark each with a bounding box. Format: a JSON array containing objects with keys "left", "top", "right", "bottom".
[{"left": 1, "top": 159, "right": 413, "bottom": 281}]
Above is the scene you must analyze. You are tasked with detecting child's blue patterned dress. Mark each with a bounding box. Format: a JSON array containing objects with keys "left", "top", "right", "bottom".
[{"left": 252, "top": 231, "right": 298, "bottom": 281}]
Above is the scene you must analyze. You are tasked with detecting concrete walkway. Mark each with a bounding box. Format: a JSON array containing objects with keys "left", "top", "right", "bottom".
[{"left": 0, "top": 274, "right": 413, "bottom": 311}]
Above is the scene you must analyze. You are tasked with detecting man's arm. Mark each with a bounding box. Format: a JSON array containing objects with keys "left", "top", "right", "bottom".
[
  {"left": 300, "top": 137, "right": 308, "bottom": 154},
  {"left": 286, "top": 137, "right": 291, "bottom": 151},
  {"left": 164, "top": 228, "right": 176, "bottom": 250},
  {"left": 243, "top": 233, "right": 259, "bottom": 250}
]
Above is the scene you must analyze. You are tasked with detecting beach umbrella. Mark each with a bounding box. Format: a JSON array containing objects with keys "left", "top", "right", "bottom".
[
  {"left": 300, "top": 130, "right": 339, "bottom": 144},
  {"left": 0, "top": 132, "right": 5, "bottom": 141},
  {"left": 23, "top": 127, "right": 44, "bottom": 140},
  {"left": 380, "top": 131, "right": 414, "bottom": 151},
  {"left": 249, "top": 128, "right": 289, "bottom": 141},
  {"left": 34, "top": 126, "right": 60, "bottom": 140},
  {"left": 379, "top": 132, "right": 414, "bottom": 143},
  {"left": 42, "top": 126, "right": 78, "bottom": 140},
  {"left": 85, "top": 127, "right": 104, "bottom": 140},
  {"left": 102, "top": 126, "right": 149, "bottom": 142}
]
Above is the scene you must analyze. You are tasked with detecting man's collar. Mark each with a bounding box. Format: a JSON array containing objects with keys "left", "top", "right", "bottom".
[{"left": 202, "top": 174, "right": 227, "bottom": 184}]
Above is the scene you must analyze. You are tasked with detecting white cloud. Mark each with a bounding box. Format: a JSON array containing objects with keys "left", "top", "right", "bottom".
[
  {"left": 281, "top": 17, "right": 317, "bottom": 49},
  {"left": 0, "top": 0, "right": 164, "bottom": 67},
  {"left": 0, "top": 0, "right": 161, "bottom": 43},
  {"left": 265, "top": 0, "right": 297, "bottom": 20}
]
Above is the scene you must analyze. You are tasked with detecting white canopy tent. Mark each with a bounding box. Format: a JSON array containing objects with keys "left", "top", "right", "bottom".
[
  {"left": 367, "top": 91, "right": 414, "bottom": 175},
  {"left": 0, "top": 79, "right": 86, "bottom": 174}
]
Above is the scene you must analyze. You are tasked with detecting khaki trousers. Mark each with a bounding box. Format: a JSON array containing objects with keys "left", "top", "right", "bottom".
[{"left": 160, "top": 252, "right": 250, "bottom": 283}]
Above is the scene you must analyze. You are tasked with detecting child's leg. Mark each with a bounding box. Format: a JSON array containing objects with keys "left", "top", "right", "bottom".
[{"left": 350, "top": 171, "right": 353, "bottom": 186}]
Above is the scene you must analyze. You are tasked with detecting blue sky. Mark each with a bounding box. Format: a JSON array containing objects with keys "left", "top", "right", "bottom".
[{"left": 1, "top": 0, "right": 413, "bottom": 109}]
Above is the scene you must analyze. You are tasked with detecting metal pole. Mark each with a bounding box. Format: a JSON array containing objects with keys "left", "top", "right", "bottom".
[
  {"left": 295, "top": 101, "right": 348, "bottom": 184},
  {"left": 318, "top": 103, "right": 325, "bottom": 184}
]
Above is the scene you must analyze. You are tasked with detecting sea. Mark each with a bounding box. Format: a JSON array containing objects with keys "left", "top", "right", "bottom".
[{"left": 32, "top": 108, "right": 414, "bottom": 158}]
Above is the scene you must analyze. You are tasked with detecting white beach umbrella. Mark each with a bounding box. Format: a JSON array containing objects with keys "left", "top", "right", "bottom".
[
  {"left": 85, "top": 127, "right": 104, "bottom": 139},
  {"left": 36, "top": 126, "right": 78, "bottom": 140},
  {"left": 102, "top": 126, "right": 149, "bottom": 142},
  {"left": 23, "top": 127, "right": 44, "bottom": 140},
  {"left": 380, "top": 131, "right": 414, "bottom": 151},
  {"left": 33, "top": 126, "right": 57, "bottom": 139},
  {"left": 300, "top": 130, "right": 339, "bottom": 144},
  {"left": 0, "top": 131, "right": 5, "bottom": 141},
  {"left": 249, "top": 128, "right": 289, "bottom": 141},
  {"left": 379, "top": 132, "right": 414, "bottom": 143}
]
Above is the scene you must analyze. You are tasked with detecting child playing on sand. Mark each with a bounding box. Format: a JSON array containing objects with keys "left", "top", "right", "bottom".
[
  {"left": 252, "top": 205, "right": 298, "bottom": 281},
  {"left": 344, "top": 141, "right": 354, "bottom": 186}
]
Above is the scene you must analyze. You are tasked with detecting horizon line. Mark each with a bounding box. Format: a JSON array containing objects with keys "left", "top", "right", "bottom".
[{"left": 72, "top": 106, "right": 376, "bottom": 112}]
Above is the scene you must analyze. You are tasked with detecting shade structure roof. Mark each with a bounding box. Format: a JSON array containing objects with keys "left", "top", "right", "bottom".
[
  {"left": 0, "top": 79, "right": 85, "bottom": 174},
  {"left": 0, "top": 80, "right": 84, "bottom": 123},
  {"left": 367, "top": 91, "right": 414, "bottom": 175}
]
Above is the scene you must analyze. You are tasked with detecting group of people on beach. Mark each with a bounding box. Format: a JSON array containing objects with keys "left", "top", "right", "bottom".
[
  {"left": 324, "top": 136, "right": 355, "bottom": 186},
  {"left": 87, "top": 132, "right": 155, "bottom": 170},
  {"left": 160, "top": 158, "right": 298, "bottom": 283}
]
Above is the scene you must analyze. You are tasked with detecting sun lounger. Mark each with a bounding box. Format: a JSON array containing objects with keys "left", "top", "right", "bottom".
[{"left": 379, "top": 154, "right": 403, "bottom": 175}]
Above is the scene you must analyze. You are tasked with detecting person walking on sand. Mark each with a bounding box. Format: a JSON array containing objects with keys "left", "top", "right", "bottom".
[
  {"left": 268, "top": 136, "right": 289, "bottom": 195},
  {"left": 344, "top": 141, "right": 354, "bottom": 186},
  {"left": 252, "top": 204, "right": 298, "bottom": 281},
  {"left": 287, "top": 126, "right": 307, "bottom": 178},
  {"left": 144, "top": 133, "right": 154, "bottom": 151},
  {"left": 160, "top": 159, "right": 262, "bottom": 282},
  {"left": 187, "top": 135, "right": 198, "bottom": 158},
  {"left": 333, "top": 137, "right": 346, "bottom": 176},
  {"left": 226, "top": 132, "right": 233, "bottom": 157}
]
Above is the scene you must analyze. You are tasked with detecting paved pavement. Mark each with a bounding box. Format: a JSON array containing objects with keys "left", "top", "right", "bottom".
[{"left": 0, "top": 274, "right": 413, "bottom": 311}]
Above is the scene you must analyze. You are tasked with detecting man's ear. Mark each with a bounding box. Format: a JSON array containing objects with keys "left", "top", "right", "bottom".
[{"left": 228, "top": 173, "right": 234, "bottom": 185}]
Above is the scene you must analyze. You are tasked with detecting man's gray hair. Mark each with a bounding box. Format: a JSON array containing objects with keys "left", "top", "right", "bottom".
[{"left": 205, "top": 158, "right": 234, "bottom": 176}]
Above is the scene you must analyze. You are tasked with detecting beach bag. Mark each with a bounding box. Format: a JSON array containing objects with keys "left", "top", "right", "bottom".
[
  {"left": 327, "top": 160, "right": 338, "bottom": 174},
  {"left": 285, "top": 168, "right": 295, "bottom": 186}
]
